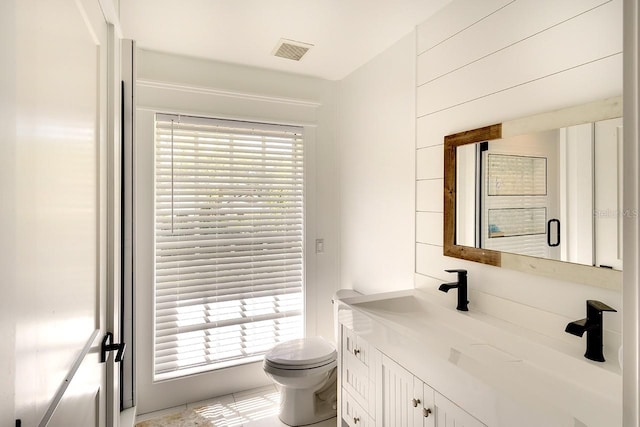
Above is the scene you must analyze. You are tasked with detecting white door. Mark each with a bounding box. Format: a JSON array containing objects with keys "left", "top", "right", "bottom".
[{"left": 1, "top": 0, "right": 117, "bottom": 425}]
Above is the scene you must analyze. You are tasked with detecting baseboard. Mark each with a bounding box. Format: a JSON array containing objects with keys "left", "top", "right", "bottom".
[{"left": 120, "top": 407, "right": 137, "bottom": 427}]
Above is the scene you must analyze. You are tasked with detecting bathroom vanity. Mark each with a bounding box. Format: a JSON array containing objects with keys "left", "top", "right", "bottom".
[{"left": 335, "top": 289, "right": 621, "bottom": 427}]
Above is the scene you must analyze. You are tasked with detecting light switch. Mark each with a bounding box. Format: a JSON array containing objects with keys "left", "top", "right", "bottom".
[{"left": 315, "top": 238, "right": 324, "bottom": 254}]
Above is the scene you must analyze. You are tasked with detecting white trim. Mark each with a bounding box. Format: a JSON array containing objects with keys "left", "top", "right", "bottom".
[
  {"left": 151, "top": 114, "right": 305, "bottom": 379},
  {"left": 155, "top": 112, "right": 304, "bottom": 133},
  {"left": 106, "top": 21, "right": 122, "bottom": 427},
  {"left": 153, "top": 355, "right": 265, "bottom": 382},
  {"left": 623, "top": 0, "right": 640, "bottom": 425},
  {"left": 137, "top": 106, "right": 318, "bottom": 129},
  {"left": 97, "top": 0, "right": 122, "bottom": 38},
  {"left": 120, "top": 407, "right": 137, "bottom": 427},
  {"left": 137, "top": 79, "right": 322, "bottom": 108},
  {"left": 302, "top": 127, "right": 317, "bottom": 339},
  {"left": 121, "top": 38, "right": 136, "bottom": 410},
  {"left": 134, "top": 67, "right": 323, "bottom": 412},
  {"left": 135, "top": 107, "right": 319, "bottom": 413},
  {"left": 502, "top": 96, "right": 623, "bottom": 138}
]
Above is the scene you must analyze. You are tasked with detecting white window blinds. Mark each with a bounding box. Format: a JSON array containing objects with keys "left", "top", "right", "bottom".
[{"left": 154, "top": 113, "right": 304, "bottom": 379}]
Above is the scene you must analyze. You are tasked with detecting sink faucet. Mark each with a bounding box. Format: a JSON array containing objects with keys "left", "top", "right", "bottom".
[
  {"left": 439, "top": 269, "right": 468, "bottom": 311},
  {"left": 565, "top": 300, "right": 617, "bottom": 362}
]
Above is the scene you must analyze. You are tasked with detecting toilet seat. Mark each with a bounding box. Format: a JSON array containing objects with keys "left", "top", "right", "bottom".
[
  {"left": 264, "top": 359, "right": 337, "bottom": 378},
  {"left": 265, "top": 358, "right": 335, "bottom": 371},
  {"left": 264, "top": 337, "right": 336, "bottom": 370}
]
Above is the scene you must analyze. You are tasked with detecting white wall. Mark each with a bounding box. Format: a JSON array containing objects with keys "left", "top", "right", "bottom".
[
  {"left": 415, "top": 0, "right": 623, "bottom": 354},
  {"left": 337, "top": 32, "right": 417, "bottom": 295},
  {"left": 134, "top": 50, "right": 340, "bottom": 413}
]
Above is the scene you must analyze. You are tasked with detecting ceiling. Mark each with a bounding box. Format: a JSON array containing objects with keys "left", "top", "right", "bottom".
[{"left": 119, "top": 0, "right": 450, "bottom": 81}]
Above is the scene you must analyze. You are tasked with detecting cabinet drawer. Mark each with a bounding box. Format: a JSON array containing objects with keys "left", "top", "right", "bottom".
[
  {"left": 342, "top": 356, "right": 373, "bottom": 412},
  {"left": 342, "top": 389, "right": 374, "bottom": 427},
  {"left": 343, "top": 326, "right": 371, "bottom": 367}
]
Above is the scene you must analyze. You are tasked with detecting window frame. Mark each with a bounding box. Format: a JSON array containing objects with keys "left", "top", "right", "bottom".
[
  {"left": 152, "top": 113, "right": 306, "bottom": 380},
  {"left": 134, "top": 108, "right": 318, "bottom": 412}
]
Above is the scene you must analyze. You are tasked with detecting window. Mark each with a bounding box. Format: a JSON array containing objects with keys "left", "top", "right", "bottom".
[{"left": 153, "top": 114, "right": 304, "bottom": 380}]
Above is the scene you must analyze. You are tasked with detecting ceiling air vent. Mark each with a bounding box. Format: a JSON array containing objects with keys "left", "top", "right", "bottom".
[{"left": 272, "top": 39, "right": 313, "bottom": 61}]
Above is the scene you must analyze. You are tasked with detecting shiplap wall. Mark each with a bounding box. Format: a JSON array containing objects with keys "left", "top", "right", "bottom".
[{"left": 415, "top": 0, "right": 623, "bottom": 338}]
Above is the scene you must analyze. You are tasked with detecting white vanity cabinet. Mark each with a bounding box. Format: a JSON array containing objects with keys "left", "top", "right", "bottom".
[
  {"left": 337, "top": 289, "right": 622, "bottom": 427},
  {"left": 378, "top": 354, "right": 484, "bottom": 427},
  {"left": 378, "top": 354, "right": 433, "bottom": 427},
  {"left": 340, "top": 324, "right": 486, "bottom": 427}
]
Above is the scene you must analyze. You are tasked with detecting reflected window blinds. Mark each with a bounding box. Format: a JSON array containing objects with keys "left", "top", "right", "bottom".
[
  {"left": 482, "top": 153, "right": 549, "bottom": 258},
  {"left": 154, "top": 114, "right": 304, "bottom": 379}
]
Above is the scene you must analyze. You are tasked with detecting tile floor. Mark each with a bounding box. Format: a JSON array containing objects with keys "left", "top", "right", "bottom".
[{"left": 135, "top": 384, "right": 338, "bottom": 427}]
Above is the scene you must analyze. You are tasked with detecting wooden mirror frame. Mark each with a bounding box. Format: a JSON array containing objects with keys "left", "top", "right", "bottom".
[{"left": 443, "top": 97, "right": 623, "bottom": 290}]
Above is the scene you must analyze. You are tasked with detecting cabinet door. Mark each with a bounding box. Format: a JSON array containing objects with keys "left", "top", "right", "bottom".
[
  {"left": 379, "top": 355, "right": 416, "bottom": 426},
  {"left": 414, "top": 380, "right": 435, "bottom": 427},
  {"left": 435, "top": 393, "right": 486, "bottom": 427}
]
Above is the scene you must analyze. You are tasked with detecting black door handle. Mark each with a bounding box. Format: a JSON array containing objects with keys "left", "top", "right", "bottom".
[
  {"left": 547, "top": 219, "right": 560, "bottom": 247},
  {"left": 101, "top": 332, "right": 126, "bottom": 363}
]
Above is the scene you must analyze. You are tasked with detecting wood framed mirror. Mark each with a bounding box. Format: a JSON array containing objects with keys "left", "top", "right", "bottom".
[{"left": 443, "top": 97, "right": 623, "bottom": 290}]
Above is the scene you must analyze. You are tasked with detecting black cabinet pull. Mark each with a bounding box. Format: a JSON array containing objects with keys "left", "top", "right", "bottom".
[{"left": 547, "top": 219, "right": 560, "bottom": 247}]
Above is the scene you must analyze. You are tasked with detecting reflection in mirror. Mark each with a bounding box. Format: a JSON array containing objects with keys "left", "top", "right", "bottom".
[
  {"left": 455, "top": 118, "right": 623, "bottom": 270},
  {"left": 443, "top": 97, "right": 624, "bottom": 289}
]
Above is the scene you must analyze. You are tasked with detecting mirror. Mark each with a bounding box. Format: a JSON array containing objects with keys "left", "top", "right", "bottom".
[{"left": 444, "top": 97, "right": 623, "bottom": 289}]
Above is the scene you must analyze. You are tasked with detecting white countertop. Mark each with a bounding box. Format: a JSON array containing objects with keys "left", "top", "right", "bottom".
[{"left": 337, "top": 288, "right": 622, "bottom": 427}]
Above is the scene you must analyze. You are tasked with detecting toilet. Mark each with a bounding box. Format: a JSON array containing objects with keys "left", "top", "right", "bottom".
[{"left": 263, "top": 336, "right": 338, "bottom": 426}]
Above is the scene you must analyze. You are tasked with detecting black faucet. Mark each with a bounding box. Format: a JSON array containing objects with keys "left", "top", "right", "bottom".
[
  {"left": 439, "top": 269, "right": 468, "bottom": 311},
  {"left": 565, "top": 300, "right": 617, "bottom": 362}
]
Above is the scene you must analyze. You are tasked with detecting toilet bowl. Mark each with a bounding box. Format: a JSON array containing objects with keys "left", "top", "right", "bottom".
[{"left": 264, "top": 337, "right": 337, "bottom": 426}]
